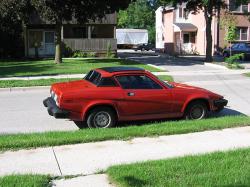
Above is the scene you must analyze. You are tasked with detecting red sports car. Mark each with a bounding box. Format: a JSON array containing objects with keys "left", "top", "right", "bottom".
[{"left": 43, "top": 67, "right": 228, "bottom": 128}]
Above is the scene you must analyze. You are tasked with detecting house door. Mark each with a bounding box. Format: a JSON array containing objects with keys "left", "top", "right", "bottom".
[{"left": 44, "top": 32, "right": 55, "bottom": 55}]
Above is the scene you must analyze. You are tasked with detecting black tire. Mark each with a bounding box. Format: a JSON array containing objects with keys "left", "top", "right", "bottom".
[
  {"left": 223, "top": 52, "right": 229, "bottom": 58},
  {"left": 73, "top": 121, "right": 87, "bottom": 129},
  {"left": 184, "top": 101, "right": 208, "bottom": 120},
  {"left": 87, "top": 107, "right": 116, "bottom": 128}
]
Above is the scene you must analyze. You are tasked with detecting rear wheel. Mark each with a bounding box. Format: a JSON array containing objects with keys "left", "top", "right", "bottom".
[
  {"left": 87, "top": 107, "right": 116, "bottom": 128},
  {"left": 185, "top": 101, "right": 208, "bottom": 120},
  {"left": 223, "top": 52, "right": 229, "bottom": 58}
]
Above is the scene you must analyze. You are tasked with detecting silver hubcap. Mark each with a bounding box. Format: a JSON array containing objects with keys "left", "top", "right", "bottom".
[
  {"left": 94, "top": 111, "right": 111, "bottom": 127},
  {"left": 190, "top": 106, "right": 204, "bottom": 119}
]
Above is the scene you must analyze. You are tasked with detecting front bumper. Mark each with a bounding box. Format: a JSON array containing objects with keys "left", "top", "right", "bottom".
[
  {"left": 43, "top": 97, "right": 69, "bottom": 119},
  {"left": 214, "top": 98, "right": 228, "bottom": 108}
]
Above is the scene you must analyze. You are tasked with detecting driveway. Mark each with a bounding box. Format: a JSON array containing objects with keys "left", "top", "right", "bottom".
[{"left": 119, "top": 52, "right": 250, "bottom": 116}]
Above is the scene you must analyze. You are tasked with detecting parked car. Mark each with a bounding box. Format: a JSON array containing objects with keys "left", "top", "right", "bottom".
[
  {"left": 223, "top": 42, "right": 250, "bottom": 60},
  {"left": 43, "top": 67, "right": 227, "bottom": 128},
  {"left": 133, "top": 43, "right": 155, "bottom": 51}
]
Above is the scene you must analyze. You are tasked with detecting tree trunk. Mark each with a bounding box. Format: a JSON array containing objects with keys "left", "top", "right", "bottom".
[
  {"left": 204, "top": 7, "right": 213, "bottom": 62},
  {"left": 55, "top": 23, "right": 62, "bottom": 64}
]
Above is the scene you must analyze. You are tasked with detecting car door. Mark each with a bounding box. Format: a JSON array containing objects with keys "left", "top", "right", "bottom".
[
  {"left": 231, "top": 44, "right": 239, "bottom": 55},
  {"left": 115, "top": 74, "right": 173, "bottom": 118}
]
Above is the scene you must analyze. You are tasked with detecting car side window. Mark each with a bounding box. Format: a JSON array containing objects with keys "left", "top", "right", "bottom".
[
  {"left": 231, "top": 44, "right": 239, "bottom": 49},
  {"left": 116, "top": 75, "right": 162, "bottom": 89},
  {"left": 238, "top": 43, "right": 245, "bottom": 49},
  {"left": 98, "top": 77, "right": 118, "bottom": 87}
]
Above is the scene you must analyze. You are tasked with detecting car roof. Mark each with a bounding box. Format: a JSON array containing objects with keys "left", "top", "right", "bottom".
[{"left": 99, "top": 67, "right": 145, "bottom": 73}]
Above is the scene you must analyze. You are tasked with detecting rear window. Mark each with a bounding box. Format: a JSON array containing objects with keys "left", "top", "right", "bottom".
[
  {"left": 84, "top": 71, "right": 117, "bottom": 87},
  {"left": 84, "top": 70, "right": 101, "bottom": 85}
]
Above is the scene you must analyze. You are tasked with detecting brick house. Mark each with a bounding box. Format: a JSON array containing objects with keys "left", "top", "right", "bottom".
[
  {"left": 24, "top": 13, "right": 117, "bottom": 57},
  {"left": 155, "top": 0, "right": 250, "bottom": 55}
]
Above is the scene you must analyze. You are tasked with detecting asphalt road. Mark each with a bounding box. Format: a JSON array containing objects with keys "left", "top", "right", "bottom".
[
  {"left": 1, "top": 53, "right": 250, "bottom": 134},
  {"left": 0, "top": 88, "right": 78, "bottom": 134}
]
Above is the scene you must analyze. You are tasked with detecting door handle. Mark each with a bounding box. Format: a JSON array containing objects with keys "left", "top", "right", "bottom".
[{"left": 127, "top": 92, "right": 135, "bottom": 96}]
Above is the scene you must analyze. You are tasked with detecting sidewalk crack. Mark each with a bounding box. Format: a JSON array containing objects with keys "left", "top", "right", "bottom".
[{"left": 52, "top": 147, "right": 63, "bottom": 176}]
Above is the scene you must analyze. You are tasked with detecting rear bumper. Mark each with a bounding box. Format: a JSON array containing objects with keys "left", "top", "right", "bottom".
[
  {"left": 43, "top": 97, "right": 69, "bottom": 119},
  {"left": 214, "top": 98, "right": 228, "bottom": 108}
]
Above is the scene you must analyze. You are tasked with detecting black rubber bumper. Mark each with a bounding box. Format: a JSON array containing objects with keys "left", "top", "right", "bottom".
[
  {"left": 214, "top": 98, "right": 228, "bottom": 108},
  {"left": 43, "top": 97, "right": 69, "bottom": 119}
]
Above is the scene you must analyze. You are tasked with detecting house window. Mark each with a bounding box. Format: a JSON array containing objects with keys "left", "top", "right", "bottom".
[
  {"left": 91, "top": 25, "right": 114, "bottom": 38},
  {"left": 178, "top": 7, "right": 188, "bottom": 19},
  {"left": 64, "top": 26, "right": 87, "bottom": 38},
  {"left": 229, "top": 0, "right": 248, "bottom": 12},
  {"left": 236, "top": 27, "right": 248, "bottom": 41}
]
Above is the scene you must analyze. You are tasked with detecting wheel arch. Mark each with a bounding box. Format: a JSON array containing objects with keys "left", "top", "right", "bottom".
[
  {"left": 182, "top": 97, "right": 211, "bottom": 114},
  {"left": 82, "top": 103, "right": 119, "bottom": 121}
]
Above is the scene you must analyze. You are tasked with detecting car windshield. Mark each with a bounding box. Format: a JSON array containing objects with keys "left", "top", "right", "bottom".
[{"left": 84, "top": 70, "right": 102, "bottom": 85}]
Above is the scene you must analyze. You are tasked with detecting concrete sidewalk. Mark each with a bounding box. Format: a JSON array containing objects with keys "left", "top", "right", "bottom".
[{"left": 1, "top": 126, "right": 250, "bottom": 178}]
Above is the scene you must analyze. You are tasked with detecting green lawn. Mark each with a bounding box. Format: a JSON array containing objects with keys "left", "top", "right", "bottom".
[
  {"left": 0, "top": 116, "right": 249, "bottom": 152},
  {"left": 0, "top": 58, "right": 162, "bottom": 78},
  {"left": 0, "top": 78, "right": 79, "bottom": 88},
  {"left": 0, "top": 75, "right": 173, "bottom": 88},
  {"left": 0, "top": 175, "right": 51, "bottom": 187},
  {"left": 107, "top": 148, "right": 250, "bottom": 187},
  {"left": 245, "top": 73, "right": 250, "bottom": 77}
]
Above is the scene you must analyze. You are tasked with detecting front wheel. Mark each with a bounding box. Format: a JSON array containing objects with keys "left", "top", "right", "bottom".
[
  {"left": 184, "top": 101, "right": 208, "bottom": 120},
  {"left": 87, "top": 107, "right": 116, "bottom": 128}
]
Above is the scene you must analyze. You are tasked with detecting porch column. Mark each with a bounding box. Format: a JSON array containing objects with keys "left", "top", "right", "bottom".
[
  {"left": 23, "top": 25, "right": 28, "bottom": 57},
  {"left": 179, "top": 31, "right": 182, "bottom": 54},
  {"left": 61, "top": 25, "right": 64, "bottom": 40},
  {"left": 88, "top": 26, "right": 91, "bottom": 39},
  {"left": 114, "top": 26, "right": 116, "bottom": 39}
]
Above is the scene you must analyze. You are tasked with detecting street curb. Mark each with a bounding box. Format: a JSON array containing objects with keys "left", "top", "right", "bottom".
[
  {"left": 0, "top": 86, "right": 50, "bottom": 92},
  {"left": 204, "top": 62, "right": 228, "bottom": 70}
]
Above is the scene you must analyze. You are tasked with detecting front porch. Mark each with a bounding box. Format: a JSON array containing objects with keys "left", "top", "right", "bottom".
[
  {"left": 173, "top": 23, "right": 198, "bottom": 55},
  {"left": 24, "top": 24, "right": 117, "bottom": 57}
]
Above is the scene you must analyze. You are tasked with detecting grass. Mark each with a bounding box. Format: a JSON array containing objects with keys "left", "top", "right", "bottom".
[
  {"left": 156, "top": 75, "right": 174, "bottom": 82},
  {"left": 0, "top": 75, "right": 173, "bottom": 88},
  {"left": 0, "top": 175, "right": 51, "bottom": 187},
  {"left": 0, "top": 116, "right": 249, "bottom": 152},
  {"left": 107, "top": 148, "right": 250, "bottom": 187},
  {"left": 0, "top": 58, "right": 162, "bottom": 78},
  {"left": 0, "top": 78, "right": 79, "bottom": 88},
  {"left": 245, "top": 73, "right": 250, "bottom": 77}
]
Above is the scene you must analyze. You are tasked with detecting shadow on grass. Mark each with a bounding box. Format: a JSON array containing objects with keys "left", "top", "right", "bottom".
[{"left": 122, "top": 176, "right": 147, "bottom": 187}]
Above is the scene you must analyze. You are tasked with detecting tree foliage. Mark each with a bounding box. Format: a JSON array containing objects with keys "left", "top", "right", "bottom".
[
  {"left": 0, "top": 0, "right": 32, "bottom": 58},
  {"left": 118, "top": 0, "right": 157, "bottom": 43}
]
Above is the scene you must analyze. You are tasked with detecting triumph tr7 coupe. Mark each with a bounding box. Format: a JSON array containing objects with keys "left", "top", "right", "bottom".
[{"left": 43, "top": 67, "right": 227, "bottom": 128}]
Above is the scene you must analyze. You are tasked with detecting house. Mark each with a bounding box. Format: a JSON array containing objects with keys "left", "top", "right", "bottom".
[
  {"left": 23, "top": 13, "right": 117, "bottom": 57},
  {"left": 156, "top": 0, "right": 250, "bottom": 55}
]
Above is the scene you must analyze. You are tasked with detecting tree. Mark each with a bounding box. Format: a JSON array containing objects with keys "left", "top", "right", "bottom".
[
  {"left": 117, "top": 0, "right": 156, "bottom": 43},
  {"left": 0, "top": 0, "right": 32, "bottom": 58},
  {"left": 159, "top": 0, "right": 226, "bottom": 62},
  {"left": 220, "top": 12, "right": 237, "bottom": 56},
  {"left": 30, "top": 0, "right": 132, "bottom": 64}
]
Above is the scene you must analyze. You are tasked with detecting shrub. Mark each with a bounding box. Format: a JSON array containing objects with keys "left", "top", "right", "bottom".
[
  {"left": 72, "top": 50, "right": 87, "bottom": 58},
  {"left": 225, "top": 53, "right": 244, "bottom": 69},
  {"left": 106, "top": 42, "right": 115, "bottom": 58}
]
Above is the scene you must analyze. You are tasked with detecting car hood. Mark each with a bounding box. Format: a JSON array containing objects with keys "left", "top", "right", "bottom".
[
  {"left": 171, "top": 82, "right": 223, "bottom": 98},
  {"left": 51, "top": 80, "right": 95, "bottom": 96}
]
